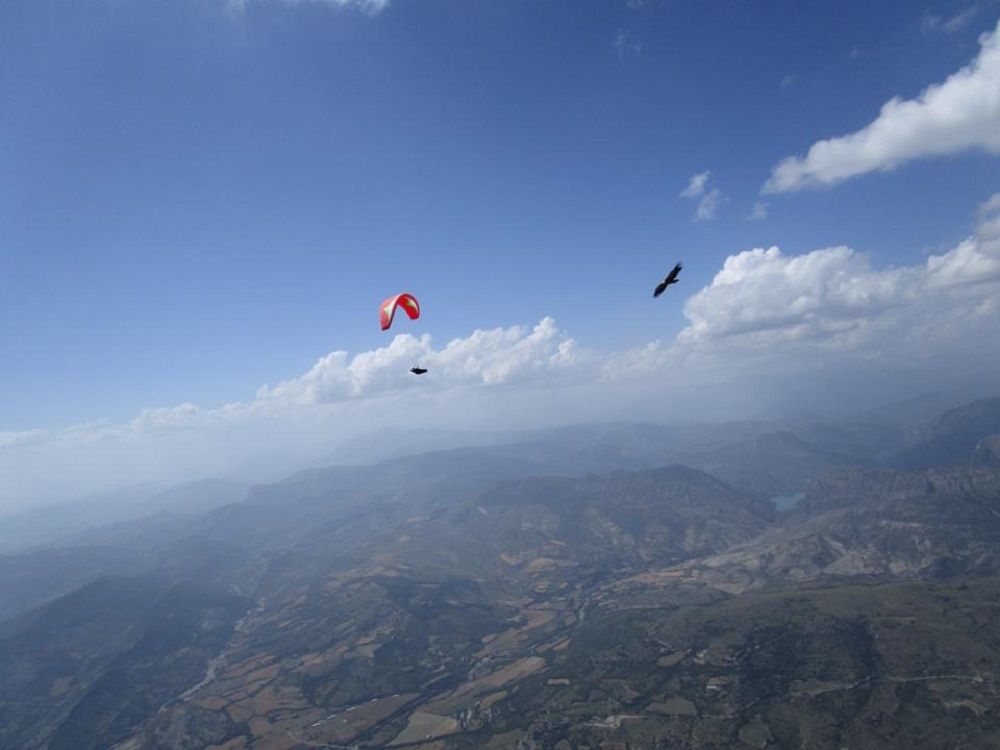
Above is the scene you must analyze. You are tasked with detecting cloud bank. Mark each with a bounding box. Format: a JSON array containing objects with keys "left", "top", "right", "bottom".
[
  {"left": 764, "top": 19, "right": 1000, "bottom": 193},
  {"left": 3, "top": 197, "right": 999, "bottom": 509},
  {"left": 257, "top": 318, "right": 579, "bottom": 405}
]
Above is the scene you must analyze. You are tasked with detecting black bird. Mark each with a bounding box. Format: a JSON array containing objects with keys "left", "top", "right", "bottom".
[
  {"left": 653, "top": 262, "right": 682, "bottom": 297},
  {"left": 410, "top": 366, "right": 428, "bottom": 375}
]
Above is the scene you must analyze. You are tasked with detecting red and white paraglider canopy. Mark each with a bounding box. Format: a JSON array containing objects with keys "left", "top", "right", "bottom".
[{"left": 379, "top": 292, "right": 420, "bottom": 331}]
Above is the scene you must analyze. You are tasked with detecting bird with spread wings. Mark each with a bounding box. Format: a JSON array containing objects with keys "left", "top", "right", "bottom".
[{"left": 653, "top": 262, "right": 682, "bottom": 297}]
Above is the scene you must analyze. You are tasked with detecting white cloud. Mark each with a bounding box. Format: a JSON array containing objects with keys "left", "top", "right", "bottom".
[
  {"left": 679, "top": 171, "right": 710, "bottom": 198},
  {"left": 676, "top": 194, "right": 1000, "bottom": 362},
  {"left": 600, "top": 340, "right": 675, "bottom": 380},
  {"left": 695, "top": 189, "right": 723, "bottom": 221},
  {"left": 257, "top": 318, "right": 580, "bottom": 405},
  {"left": 227, "top": 0, "right": 389, "bottom": 14},
  {"left": 679, "top": 171, "right": 725, "bottom": 221},
  {"left": 598, "top": 205, "right": 1000, "bottom": 421},
  {"left": 922, "top": 7, "right": 978, "bottom": 34},
  {"left": 678, "top": 245, "right": 915, "bottom": 345},
  {"left": 977, "top": 192, "right": 1000, "bottom": 239},
  {"left": 435, "top": 318, "right": 578, "bottom": 385},
  {"left": 764, "top": 19, "right": 1000, "bottom": 193}
]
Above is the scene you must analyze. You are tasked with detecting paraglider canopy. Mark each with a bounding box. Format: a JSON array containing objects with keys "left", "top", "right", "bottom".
[{"left": 380, "top": 293, "right": 420, "bottom": 331}]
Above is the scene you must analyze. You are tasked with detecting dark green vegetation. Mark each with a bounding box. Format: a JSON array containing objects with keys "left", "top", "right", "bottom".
[
  {"left": 516, "top": 579, "right": 1000, "bottom": 750},
  {"left": 2, "top": 397, "right": 1000, "bottom": 749},
  {"left": 0, "top": 577, "right": 247, "bottom": 750}
]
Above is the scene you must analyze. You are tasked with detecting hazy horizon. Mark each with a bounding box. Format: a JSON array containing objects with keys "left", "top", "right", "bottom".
[{"left": 3, "top": 1, "right": 999, "bottom": 510}]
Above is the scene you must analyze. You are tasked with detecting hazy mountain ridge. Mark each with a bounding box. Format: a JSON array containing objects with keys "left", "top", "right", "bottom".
[
  {"left": 449, "top": 466, "right": 775, "bottom": 573},
  {"left": 0, "top": 480, "right": 251, "bottom": 555},
  {"left": 615, "top": 465, "right": 1000, "bottom": 600},
  {"left": 791, "top": 465, "right": 1000, "bottom": 518},
  {"left": 888, "top": 396, "right": 1000, "bottom": 470},
  {"left": 5, "top": 392, "right": 988, "bottom": 560},
  {"left": 0, "top": 484, "right": 164, "bottom": 553},
  {"left": 0, "top": 516, "right": 255, "bottom": 624},
  {"left": 0, "top": 546, "right": 156, "bottom": 627}
]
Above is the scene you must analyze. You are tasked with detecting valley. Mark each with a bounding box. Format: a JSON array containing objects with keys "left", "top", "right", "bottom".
[{"left": 4, "top": 399, "right": 1000, "bottom": 749}]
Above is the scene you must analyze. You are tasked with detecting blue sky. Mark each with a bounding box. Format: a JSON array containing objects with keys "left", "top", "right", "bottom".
[{"left": 2, "top": 0, "right": 999, "bottom": 506}]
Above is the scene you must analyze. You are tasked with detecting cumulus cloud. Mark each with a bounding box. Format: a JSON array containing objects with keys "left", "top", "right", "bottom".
[
  {"left": 257, "top": 318, "right": 579, "bottom": 405},
  {"left": 679, "top": 170, "right": 725, "bottom": 221},
  {"left": 678, "top": 245, "right": 916, "bottom": 345},
  {"left": 764, "top": 19, "right": 1000, "bottom": 193},
  {"left": 676, "top": 193, "right": 1000, "bottom": 365},
  {"left": 597, "top": 201, "right": 1000, "bottom": 424}
]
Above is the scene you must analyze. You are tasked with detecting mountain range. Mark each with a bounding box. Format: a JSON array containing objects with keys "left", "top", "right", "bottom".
[{"left": 2, "top": 396, "right": 1000, "bottom": 749}]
